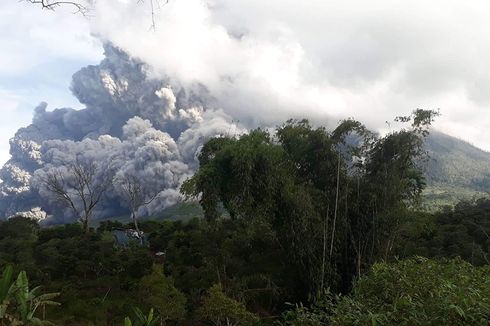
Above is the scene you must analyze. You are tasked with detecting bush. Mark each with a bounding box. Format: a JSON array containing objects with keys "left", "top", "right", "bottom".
[
  {"left": 137, "top": 265, "right": 186, "bottom": 323},
  {"left": 330, "top": 257, "right": 490, "bottom": 325},
  {"left": 280, "top": 257, "right": 490, "bottom": 325},
  {"left": 197, "top": 284, "right": 259, "bottom": 326}
]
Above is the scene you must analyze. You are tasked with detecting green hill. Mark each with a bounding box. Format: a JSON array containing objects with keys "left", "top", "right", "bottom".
[{"left": 423, "top": 131, "right": 490, "bottom": 208}]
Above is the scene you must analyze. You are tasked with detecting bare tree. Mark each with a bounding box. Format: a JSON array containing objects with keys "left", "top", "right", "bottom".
[
  {"left": 115, "top": 174, "right": 160, "bottom": 236},
  {"left": 38, "top": 159, "right": 111, "bottom": 233}
]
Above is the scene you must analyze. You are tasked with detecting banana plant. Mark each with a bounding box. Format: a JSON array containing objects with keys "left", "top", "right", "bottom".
[
  {"left": 9, "top": 270, "right": 60, "bottom": 325},
  {"left": 0, "top": 265, "right": 14, "bottom": 320},
  {"left": 124, "top": 307, "right": 158, "bottom": 326}
]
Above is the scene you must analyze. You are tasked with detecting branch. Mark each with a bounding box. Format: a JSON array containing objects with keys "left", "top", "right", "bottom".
[
  {"left": 25, "top": 0, "right": 90, "bottom": 15},
  {"left": 27, "top": 0, "right": 171, "bottom": 28},
  {"left": 137, "top": 0, "right": 169, "bottom": 30},
  {"left": 41, "top": 171, "right": 81, "bottom": 219}
]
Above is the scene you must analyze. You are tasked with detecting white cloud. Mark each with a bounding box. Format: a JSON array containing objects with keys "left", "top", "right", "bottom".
[
  {"left": 0, "top": 90, "right": 25, "bottom": 165},
  {"left": 91, "top": 0, "right": 490, "bottom": 150},
  {"left": 0, "top": 1, "right": 103, "bottom": 166},
  {"left": 0, "top": 2, "right": 101, "bottom": 76}
]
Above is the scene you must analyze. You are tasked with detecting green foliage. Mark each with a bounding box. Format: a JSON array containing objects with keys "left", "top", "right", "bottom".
[
  {"left": 0, "top": 266, "right": 60, "bottom": 325},
  {"left": 0, "top": 265, "right": 14, "bottom": 320},
  {"left": 124, "top": 307, "right": 158, "bottom": 326},
  {"left": 278, "top": 298, "right": 333, "bottom": 326},
  {"left": 0, "top": 219, "right": 154, "bottom": 324},
  {"left": 182, "top": 112, "right": 436, "bottom": 295},
  {"left": 182, "top": 130, "right": 288, "bottom": 222},
  {"left": 7, "top": 114, "right": 483, "bottom": 326},
  {"left": 137, "top": 265, "right": 186, "bottom": 322},
  {"left": 197, "top": 284, "right": 259, "bottom": 326},
  {"left": 146, "top": 218, "right": 217, "bottom": 297},
  {"left": 146, "top": 217, "right": 292, "bottom": 314},
  {"left": 329, "top": 257, "right": 490, "bottom": 325},
  {"left": 0, "top": 217, "right": 39, "bottom": 276},
  {"left": 279, "top": 257, "right": 490, "bottom": 325},
  {"left": 0, "top": 266, "right": 13, "bottom": 302},
  {"left": 397, "top": 198, "right": 490, "bottom": 266},
  {"left": 9, "top": 271, "right": 60, "bottom": 325}
]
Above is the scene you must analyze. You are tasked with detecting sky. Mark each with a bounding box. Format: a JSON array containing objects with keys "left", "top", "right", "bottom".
[
  {"left": 2, "top": 0, "right": 490, "bottom": 166},
  {"left": 0, "top": 2, "right": 102, "bottom": 165}
]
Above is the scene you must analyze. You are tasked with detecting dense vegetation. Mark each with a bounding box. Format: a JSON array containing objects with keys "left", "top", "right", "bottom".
[
  {"left": 1, "top": 110, "right": 490, "bottom": 325},
  {"left": 281, "top": 256, "right": 490, "bottom": 325}
]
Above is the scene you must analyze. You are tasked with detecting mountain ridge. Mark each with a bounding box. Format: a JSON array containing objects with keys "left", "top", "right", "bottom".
[{"left": 423, "top": 130, "right": 490, "bottom": 207}]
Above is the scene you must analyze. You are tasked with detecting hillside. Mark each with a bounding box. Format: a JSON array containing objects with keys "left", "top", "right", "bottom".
[{"left": 423, "top": 130, "right": 490, "bottom": 208}]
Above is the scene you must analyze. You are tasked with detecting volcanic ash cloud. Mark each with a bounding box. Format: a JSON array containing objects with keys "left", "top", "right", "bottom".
[{"left": 0, "top": 44, "right": 243, "bottom": 222}]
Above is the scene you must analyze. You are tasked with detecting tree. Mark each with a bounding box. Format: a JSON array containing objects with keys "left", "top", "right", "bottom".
[
  {"left": 35, "top": 159, "right": 111, "bottom": 233},
  {"left": 182, "top": 111, "right": 438, "bottom": 295},
  {"left": 197, "top": 284, "right": 259, "bottom": 326},
  {"left": 0, "top": 217, "right": 39, "bottom": 277},
  {"left": 396, "top": 197, "right": 490, "bottom": 266},
  {"left": 114, "top": 174, "right": 160, "bottom": 236},
  {"left": 137, "top": 265, "right": 186, "bottom": 325}
]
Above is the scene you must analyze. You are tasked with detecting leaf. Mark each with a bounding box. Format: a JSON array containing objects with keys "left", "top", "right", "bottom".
[
  {"left": 13, "top": 271, "right": 30, "bottom": 320},
  {"left": 35, "top": 292, "right": 61, "bottom": 302},
  {"left": 449, "top": 304, "right": 466, "bottom": 318},
  {"left": 132, "top": 306, "right": 146, "bottom": 323},
  {"left": 0, "top": 265, "right": 13, "bottom": 302},
  {"left": 124, "top": 317, "right": 133, "bottom": 326}
]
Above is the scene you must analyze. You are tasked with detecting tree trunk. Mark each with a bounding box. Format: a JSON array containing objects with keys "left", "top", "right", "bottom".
[
  {"left": 83, "top": 209, "right": 94, "bottom": 234},
  {"left": 330, "top": 153, "right": 341, "bottom": 257},
  {"left": 133, "top": 213, "right": 139, "bottom": 232},
  {"left": 321, "top": 205, "right": 329, "bottom": 291},
  {"left": 131, "top": 210, "right": 143, "bottom": 244},
  {"left": 82, "top": 215, "right": 89, "bottom": 233},
  {"left": 356, "top": 242, "right": 361, "bottom": 278}
]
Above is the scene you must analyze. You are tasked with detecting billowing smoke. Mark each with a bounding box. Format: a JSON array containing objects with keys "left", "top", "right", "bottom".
[
  {"left": 90, "top": 0, "right": 490, "bottom": 151},
  {"left": 9, "top": 207, "right": 47, "bottom": 222},
  {"left": 0, "top": 44, "right": 243, "bottom": 222}
]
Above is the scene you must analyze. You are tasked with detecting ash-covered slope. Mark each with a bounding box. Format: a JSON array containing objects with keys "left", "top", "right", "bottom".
[
  {"left": 423, "top": 131, "right": 490, "bottom": 206},
  {"left": 0, "top": 44, "right": 241, "bottom": 222}
]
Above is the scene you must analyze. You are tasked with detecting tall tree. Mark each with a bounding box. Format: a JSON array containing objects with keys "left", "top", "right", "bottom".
[
  {"left": 35, "top": 159, "right": 111, "bottom": 233},
  {"left": 114, "top": 174, "right": 160, "bottom": 236},
  {"left": 182, "top": 110, "right": 438, "bottom": 295}
]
